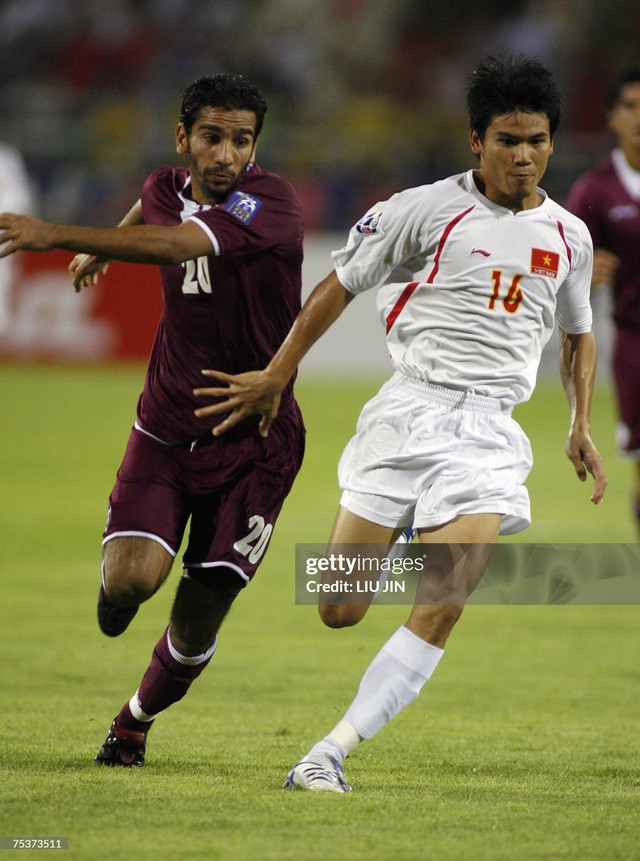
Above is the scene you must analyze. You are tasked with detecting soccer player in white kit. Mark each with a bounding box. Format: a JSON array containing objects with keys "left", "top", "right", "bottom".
[{"left": 195, "top": 55, "right": 607, "bottom": 792}]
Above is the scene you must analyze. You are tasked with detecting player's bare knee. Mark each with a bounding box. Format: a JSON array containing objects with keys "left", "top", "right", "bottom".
[
  {"left": 103, "top": 565, "right": 156, "bottom": 606},
  {"left": 103, "top": 538, "right": 171, "bottom": 606},
  {"left": 319, "top": 603, "right": 367, "bottom": 628}
]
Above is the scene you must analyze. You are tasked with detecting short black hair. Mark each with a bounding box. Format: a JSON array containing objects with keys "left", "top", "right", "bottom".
[
  {"left": 607, "top": 68, "right": 640, "bottom": 109},
  {"left": 466, "top": 55, "right": 562, "bottom": 140},
  {"left": 180, "top": 73, "right": 267, "bottom": 137}
]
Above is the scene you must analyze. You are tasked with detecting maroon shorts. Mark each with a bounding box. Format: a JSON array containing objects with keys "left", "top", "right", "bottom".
[
  {"left": 103, "top": 403, "right": 305, "bottom": 583},
  {"left": 612, "top": 328, "right": 640, "bottom": 456}
]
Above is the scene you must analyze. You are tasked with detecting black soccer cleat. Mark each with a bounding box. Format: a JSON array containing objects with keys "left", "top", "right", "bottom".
[
  {"left": 97, "top": 585, "right": 139, "bottom": 637},
  {"left": 95, "top": 719, "right": 146, "bottom": 767}
]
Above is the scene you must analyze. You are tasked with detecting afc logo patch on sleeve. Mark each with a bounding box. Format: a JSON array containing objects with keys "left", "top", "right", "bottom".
[
  {"left": 531, "top": 248, "right": 560, "bottom": 278},
  {"left": 356, "top": 210, "right": 383, "bottom": 235},
  {"left": 223, "top": 191, "right": 262, "bottom": 224}
]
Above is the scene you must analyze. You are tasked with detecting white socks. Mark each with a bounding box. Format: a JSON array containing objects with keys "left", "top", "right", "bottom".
[
  {"left": 166, "top": 630, "right": 218, "bottom": 666},
  {"left": 309, "top": 625, "right": 444, "bottom": 763}
]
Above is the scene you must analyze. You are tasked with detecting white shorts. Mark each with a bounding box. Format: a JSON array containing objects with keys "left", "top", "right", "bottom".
[{"left": 338, "top": 373, "right": 532, "bottom": 535}]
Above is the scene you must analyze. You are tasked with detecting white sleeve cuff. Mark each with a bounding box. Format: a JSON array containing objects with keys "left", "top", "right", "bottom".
[{"left": 189, "top": 215, "right": 221, "bottom": 256}]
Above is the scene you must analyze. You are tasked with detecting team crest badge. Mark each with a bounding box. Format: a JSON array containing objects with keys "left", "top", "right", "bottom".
[
  {"left": 356, "top": 210, "right": 383, "bottom": 235},
  {"left": 531, "top": 248, "right": 559, "bottom": 278},
  {"left": 223, "top": 191, "right": 262, "bottom": 224}
]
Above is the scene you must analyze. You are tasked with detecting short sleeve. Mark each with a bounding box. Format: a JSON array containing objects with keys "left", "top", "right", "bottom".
[
  {"left": 190, "top": 173, "right": 302, "bottom": 258},
  {"left": 332, "top": 186, "right": 430, "bottom": 295},
  {"left": 565, "top": 173, "right": 604, "bottom": 249},
  {"left": 555, "top": 219, "right": 593, "bottom": 334}
]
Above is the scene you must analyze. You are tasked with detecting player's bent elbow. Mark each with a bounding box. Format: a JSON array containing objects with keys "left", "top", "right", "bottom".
[
  {"left": 162, "top": 232, "right": 195, "bottom": 265},
  {"left": 165, "top": 222, "right": 214, "bottom": 264}
]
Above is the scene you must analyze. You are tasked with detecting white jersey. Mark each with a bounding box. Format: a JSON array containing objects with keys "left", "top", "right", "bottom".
[{"left": 332, "top": 170, "right": 593, "bottom": 408}]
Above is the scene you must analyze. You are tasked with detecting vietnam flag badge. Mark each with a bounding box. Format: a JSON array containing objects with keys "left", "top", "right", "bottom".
[{"left": 531, "top": 248, "right": 560, "bottom": 277}]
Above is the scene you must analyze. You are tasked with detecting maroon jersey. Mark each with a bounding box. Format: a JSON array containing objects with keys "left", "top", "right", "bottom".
[
  {"left": 137, "top": 163, "right": 303, "bottom": 444},
  {"left": 566, "top": 153, "right": 640, "bottom": 331}
]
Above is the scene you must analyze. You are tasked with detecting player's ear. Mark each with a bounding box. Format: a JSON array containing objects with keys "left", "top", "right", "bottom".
[
  {"left": 469, "top": 128, "right": 482, "bottom": 156},
  {"left": 176, "top": 123, "right": 188, "bottom": 154},
  {"left": 606, "top": 107, "right": 620, "bottom": 138}
]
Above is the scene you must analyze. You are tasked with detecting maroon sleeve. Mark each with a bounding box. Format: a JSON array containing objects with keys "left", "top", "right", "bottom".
[
  {"left": 565, "top": 172, "right": 605, "bottom": 249},
  {"left": 565, "top": 156, "right": 619, "bottom": 248},
  {"left": 141, "top": 166, "right": 186, "bottom": 227},
  {"left": 190, "top": 168, "right": 303, "bottom": 257}
]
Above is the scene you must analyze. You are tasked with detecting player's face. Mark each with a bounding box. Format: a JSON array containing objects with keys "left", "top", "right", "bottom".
[
  {"left": 608, "top": 83, "right": 640, "bottom": 160},
  {"left": 470, "top": 111, "right": 553, "bottom": 212},
  {"left": 176, "top": 107, "right": 257, "bottom": 204}
]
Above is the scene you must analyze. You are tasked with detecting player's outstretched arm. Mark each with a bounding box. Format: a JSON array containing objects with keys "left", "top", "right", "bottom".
[
  {"left": 559, "top": 329, "right": 607, "bottom": 504},
  {"left": 0, "top": 211, "right": 213, "bottom": 268},
  {"left": 194, "top": 270, "right": 355, "bottom": 437},
  {"left": 68, "top": 200, "right": 145, "bottom": 291}
]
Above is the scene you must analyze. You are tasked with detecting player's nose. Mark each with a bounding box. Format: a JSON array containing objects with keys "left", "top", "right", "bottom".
[
  {"left": 214, "top": 138, "right": 233, "bottom": 165},
  {"left": 512, "top": 144, "right": 533, "bottom": 164}
]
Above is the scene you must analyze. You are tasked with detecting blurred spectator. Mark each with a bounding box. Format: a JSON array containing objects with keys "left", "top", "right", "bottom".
[{"left": 0, "top": 0, "right": 636, "bottom": 231}]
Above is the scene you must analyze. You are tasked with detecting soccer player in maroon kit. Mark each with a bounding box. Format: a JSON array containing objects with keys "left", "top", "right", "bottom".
[
  {"left": 566, "top": 68, "right": 640, "bottom": 534},
  {"left": 0, "top": 74, "right": 305, "bottom": 765}
]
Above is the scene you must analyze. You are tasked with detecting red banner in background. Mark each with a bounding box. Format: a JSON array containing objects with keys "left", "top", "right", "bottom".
[{"left": 0, "top": 250, "right": 163, "bottom": 360}]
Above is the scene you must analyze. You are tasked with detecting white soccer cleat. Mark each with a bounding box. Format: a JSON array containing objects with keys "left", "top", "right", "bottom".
[{"left": 283, "top": 753, "right": 352, "bottom": 793}]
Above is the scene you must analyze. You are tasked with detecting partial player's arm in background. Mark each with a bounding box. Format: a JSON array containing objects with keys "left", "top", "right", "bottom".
[
  {"left": 591, "top": 247, "right": 621, "bottom": 290},
  {"left": 194, "top": 269, "right": 355, "bottom": 436},
  {"left": 559, "top": 328, "right": 607, "bottom": 504},
  {"left": 68, "top": 199, "right": 145, "bottom": 291}
]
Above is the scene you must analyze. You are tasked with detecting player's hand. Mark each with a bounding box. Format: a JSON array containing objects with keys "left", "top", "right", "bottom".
[
  {"left": 69, "top": 253, "right": 111, "bottom": 292},
  {"left": 193, "top": 369, "right": 284, "bottom": 438},
  {"left": 565, "top": 426, "right": 607, "bottom": 504},
  {"left": 0, "top": 213, "right": 55, "bottom": 257},
  {"left": 591, "top": 248, "right": 620, "bottom": 289}
]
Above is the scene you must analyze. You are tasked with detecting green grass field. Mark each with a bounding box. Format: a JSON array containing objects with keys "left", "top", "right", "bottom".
[{"left": 0, "top": 364, "right": 638, "bottom": 861}]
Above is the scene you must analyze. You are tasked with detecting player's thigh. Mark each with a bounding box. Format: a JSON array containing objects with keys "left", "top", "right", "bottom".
[
  {"left": 104, "top": 426, "right": 191, "bottom": 554},
  {"left": 418, "top": 511, "right": 501, "bottom": 544},
  {"left": 318, "top": 506, "right": 404, "bottom": 628},
  {"left": 184, "top": 405, "right": 305, "bottom": 582},
  {"left": 329, "top": 505, "right": 402, "bottom": 545},
  {"left": 406, "top": 513, "right": 501, "bottom": 645},
  {"left": 416, "top": 512, "right": 500, "bottom": 598},
  {"left": 185, "top": 468, "right": 294, "bottom": 582}
]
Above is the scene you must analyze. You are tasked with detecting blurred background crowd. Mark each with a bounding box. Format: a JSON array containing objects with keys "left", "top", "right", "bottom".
[{"left": 0, "top": 0, "right": 638, "bottom": 231}]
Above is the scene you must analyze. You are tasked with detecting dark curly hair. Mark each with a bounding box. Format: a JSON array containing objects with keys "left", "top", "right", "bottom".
[
  {"left": 466, "top": 55, "right": 562, "bottom": 140},
  {"left": 180, "top": 73, "right": 267, "bottom": 137},
  {"left": 607, "top": 67, "right": 640, "bottom": 109}
]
